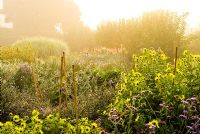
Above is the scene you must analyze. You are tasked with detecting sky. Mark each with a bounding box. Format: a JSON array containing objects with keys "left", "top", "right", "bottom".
[
  {"left": 1, "top": 0, "right": 200, "bottom": 30},
  {"left": 74, "top": 0, "right": 200, "bottom": 30}
]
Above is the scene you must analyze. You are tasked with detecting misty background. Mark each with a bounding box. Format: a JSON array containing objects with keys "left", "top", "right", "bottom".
[{"left": 0, "top": 0, "right": 200, "bottom": 55}]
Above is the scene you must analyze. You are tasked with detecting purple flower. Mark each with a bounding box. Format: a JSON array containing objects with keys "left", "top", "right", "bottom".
[
  {"left": 191, "top": 97, "right": 198, "bottom": 103},
  {"left": 119, "top": 118, "right": 122, "bottom": 121},
  {"left": 191, "top": 116, "right": 199, "bottom": 120},
  {"left": 182, "top": 100, "right": 189, "bottom": 105},
  {"left": 145, "top": 123, "right": 149, "bottom": 128},
  {"left": 183, "top": 110, "right": 188, "bottom": 115},
  {"left": 194, "top": 124, "right": 200, "bottom": 132},
  {"left": 132, "top": 97, "right": 137, "bottom": 101},
  {"left": 167, "top": 116, "right": 171, "bottom": 119},
  {"left": 179, "top": 114, "right": 187, "bottom": 119},
  {"left": 151, "top": 124, "right": 156, "bottom": 129},
  {"left": 186, "top": 126, "right": 194, "bottom": 131},
  {"left": 112, "top": 114, "right": 118, "bottom": 118},
  {"left": 159, "top": 103, "right": 165, "bottom": 107}
]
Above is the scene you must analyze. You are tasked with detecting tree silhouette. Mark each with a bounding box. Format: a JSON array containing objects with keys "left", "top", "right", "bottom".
[
  {"left": 1, "top": 0, "right": 81, "bottom": 39},
  {"left": 96, "top": 10, "right": 188, "bottom": 58}
]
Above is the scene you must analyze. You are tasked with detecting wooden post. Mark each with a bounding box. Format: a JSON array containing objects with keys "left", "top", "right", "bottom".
[
  {"left": 72, "top": 65, "right": 79, "bottom": 133},
  {"left": 62, "top": 52, "right": 68, "bottom": 116},
  {"left": 173, "top": 47, "right": 178, "bottom": 85},
  {"left": 59, "top": 56, "right": 64, "bottom": 116}
]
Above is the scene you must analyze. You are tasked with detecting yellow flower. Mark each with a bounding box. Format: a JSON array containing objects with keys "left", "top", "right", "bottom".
[
  {"left": 59, "top": 119, "right": 66, "bottom": 125},
  {"left": 134, "top": 72, "right": 141, "bottom": 77},
  {"left": 9, "top": 113, "right": 13, "bottom": 117},
  {"left": 15, "top": 127, "right": 24, "bottom": 134},
  {"left": 148, "top": 119, "right": 159, "bottom": 129},
  {"left": 21, "top": 122, "right": 26, "bottom": 128},
  {"left": 47, "top": 114, "right": 54, "bottom": 119},
  {"left": 134, "top": 80, "right": 140, "bottom": 86},
  {"left": 0, "top": 122, "right": 3, "bottom": 127},
  {"left": 156, "top": 73, "right": 162, "bottom": 77},
  {"left": 169, "top": 73, "right": 175, "bottom": 79},
  {"left": 91, "top": 122, "right": 98, "bottom": 128},
  {"left": 155, "top": 76, "right": 160, "bottom": 81},
  {"left": 178, "top": 95, "right": 185, "bottom": 101},
  {"left": 32, "top": 110, "right": 39, "bottom": 116},
  {"left": 39, "top": 129, "right": 44, "bottom": 134},
  {"left": 80, "top": 125, "right": 85, "bottom": 133},
  {"left": 152, "top": 119, "right": 159, "bottom": 128},
  {"left": 125, "top": 98, "right": 131, "bottom": 103},
  {"left": 13, "top": 115, "right": 20, "bottom": 122},
  {"left": 161, "top": 54, "right": 167, "bottom": 60},
  {"left": 4, "top": 121, "right": 13, "bottom": 128},
  {"left": 85, "top": 126, "right": 91, "bottom": 133}
]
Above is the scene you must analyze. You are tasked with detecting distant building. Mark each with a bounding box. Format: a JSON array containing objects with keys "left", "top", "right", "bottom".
[
  {"left": 0, "top": 0, "right": 13, "bottom": 29},
  {"left": 0, "top": 15, "right": 13, "bottom": 28},
  {"left": 0, "top": 0, "right": 3, "bottom": 10}
]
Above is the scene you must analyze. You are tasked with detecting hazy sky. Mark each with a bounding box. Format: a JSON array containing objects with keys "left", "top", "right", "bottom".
[
  {"left": 74, "top": 0, "right": 200, "bottom": 30},
  {"left": 1, "top": 0, "right": 200, "bottom": 30}
]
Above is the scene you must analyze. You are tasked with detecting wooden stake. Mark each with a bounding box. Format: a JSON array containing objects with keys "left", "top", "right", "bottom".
[
  {"left": 72, "top": 65, "right": 79, "bottom": 133},
  {"left": 62, "top": 52, "right": 68, "bottom": 116},
  {"left": 59, "top": 56, "right": 64, "bottom": 116},
  {"left": 173, "top": 47, "right": 178, "bottom": 85}
]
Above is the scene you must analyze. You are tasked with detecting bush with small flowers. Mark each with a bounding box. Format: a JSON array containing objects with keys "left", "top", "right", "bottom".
[
  {"left": 0, "top": 110, "right": 101, "bottom": 134},
  {"left": 102, "top": 49, "right": 200, "bottom": 133}
]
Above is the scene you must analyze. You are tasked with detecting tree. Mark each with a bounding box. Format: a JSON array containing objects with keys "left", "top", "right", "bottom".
[
  {"left": 2, "top": 0, "right": 80, "bottom": 36},
  {"left": 188, "top": 26, "right": 200, "bottom": 54},
  {"left": 1, "top": 0, "right": 94, "bottom": 50},
  {"left": 96, "top": 10, "right": 188, "bottom": 58}
]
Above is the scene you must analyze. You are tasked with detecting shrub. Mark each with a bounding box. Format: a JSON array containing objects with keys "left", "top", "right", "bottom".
[
  {"left": 0, "top": 47, "right": 126, "bottom": 121},
  {"left": 12, "top": 37, "right": 69, "bottom": 59},
  {"left": 103, "top": 49, "right": 200, "bottom": 133},
  {"left": 0, "top": 45, "right": 36, "bottom": 62},
  {"left": 0, "top": 110, "right": 102, "bottom": 134},
  {"left": 14, "top": 64, "right": 33, "bottom": 91}
]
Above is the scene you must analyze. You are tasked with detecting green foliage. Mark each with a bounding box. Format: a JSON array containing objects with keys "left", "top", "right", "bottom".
[
  {"left": 1, "top": 46, "right": 200, "bottom": 133},
  {"left": 105, "top": 49, "right": 200, "bottom": 133},
  {"left": 0, "top": 45, "right": 36, "bottom": 62},
  {"left": 0, "top": 37, "right": 69, "bottom": 62},
  {"left": 96, "top": 10, "right": 188, "bottom": 58},
  {"left": 12, "top": 37, "right": 69, "bottom": 59},
  {"left": 14, "top": 64, "right": 33, "bottom": 91},
  {"left": 0, "top": 47, "right": 125, "bottom": 121},
  {"left": 189, "top": 28, "right": 200, "bottom": 54},
  {"left": 0, "top": 110, "right": 101, "bottom": 134}
]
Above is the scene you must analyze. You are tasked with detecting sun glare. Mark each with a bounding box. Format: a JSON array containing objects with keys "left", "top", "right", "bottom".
[{"left": 74, "top": 0, "right": 200, "bottom": 30}]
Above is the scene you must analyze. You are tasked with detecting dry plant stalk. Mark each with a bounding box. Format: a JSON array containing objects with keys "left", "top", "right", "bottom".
[
  {"left": 173, "top": 47, "right": 178, "bottom": 85},
  {"left": 72, "top": 65, "right": 79, "bottom": 133},
  {"left": 59, "top": 56, "right": 64, "bottom": 116}
]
